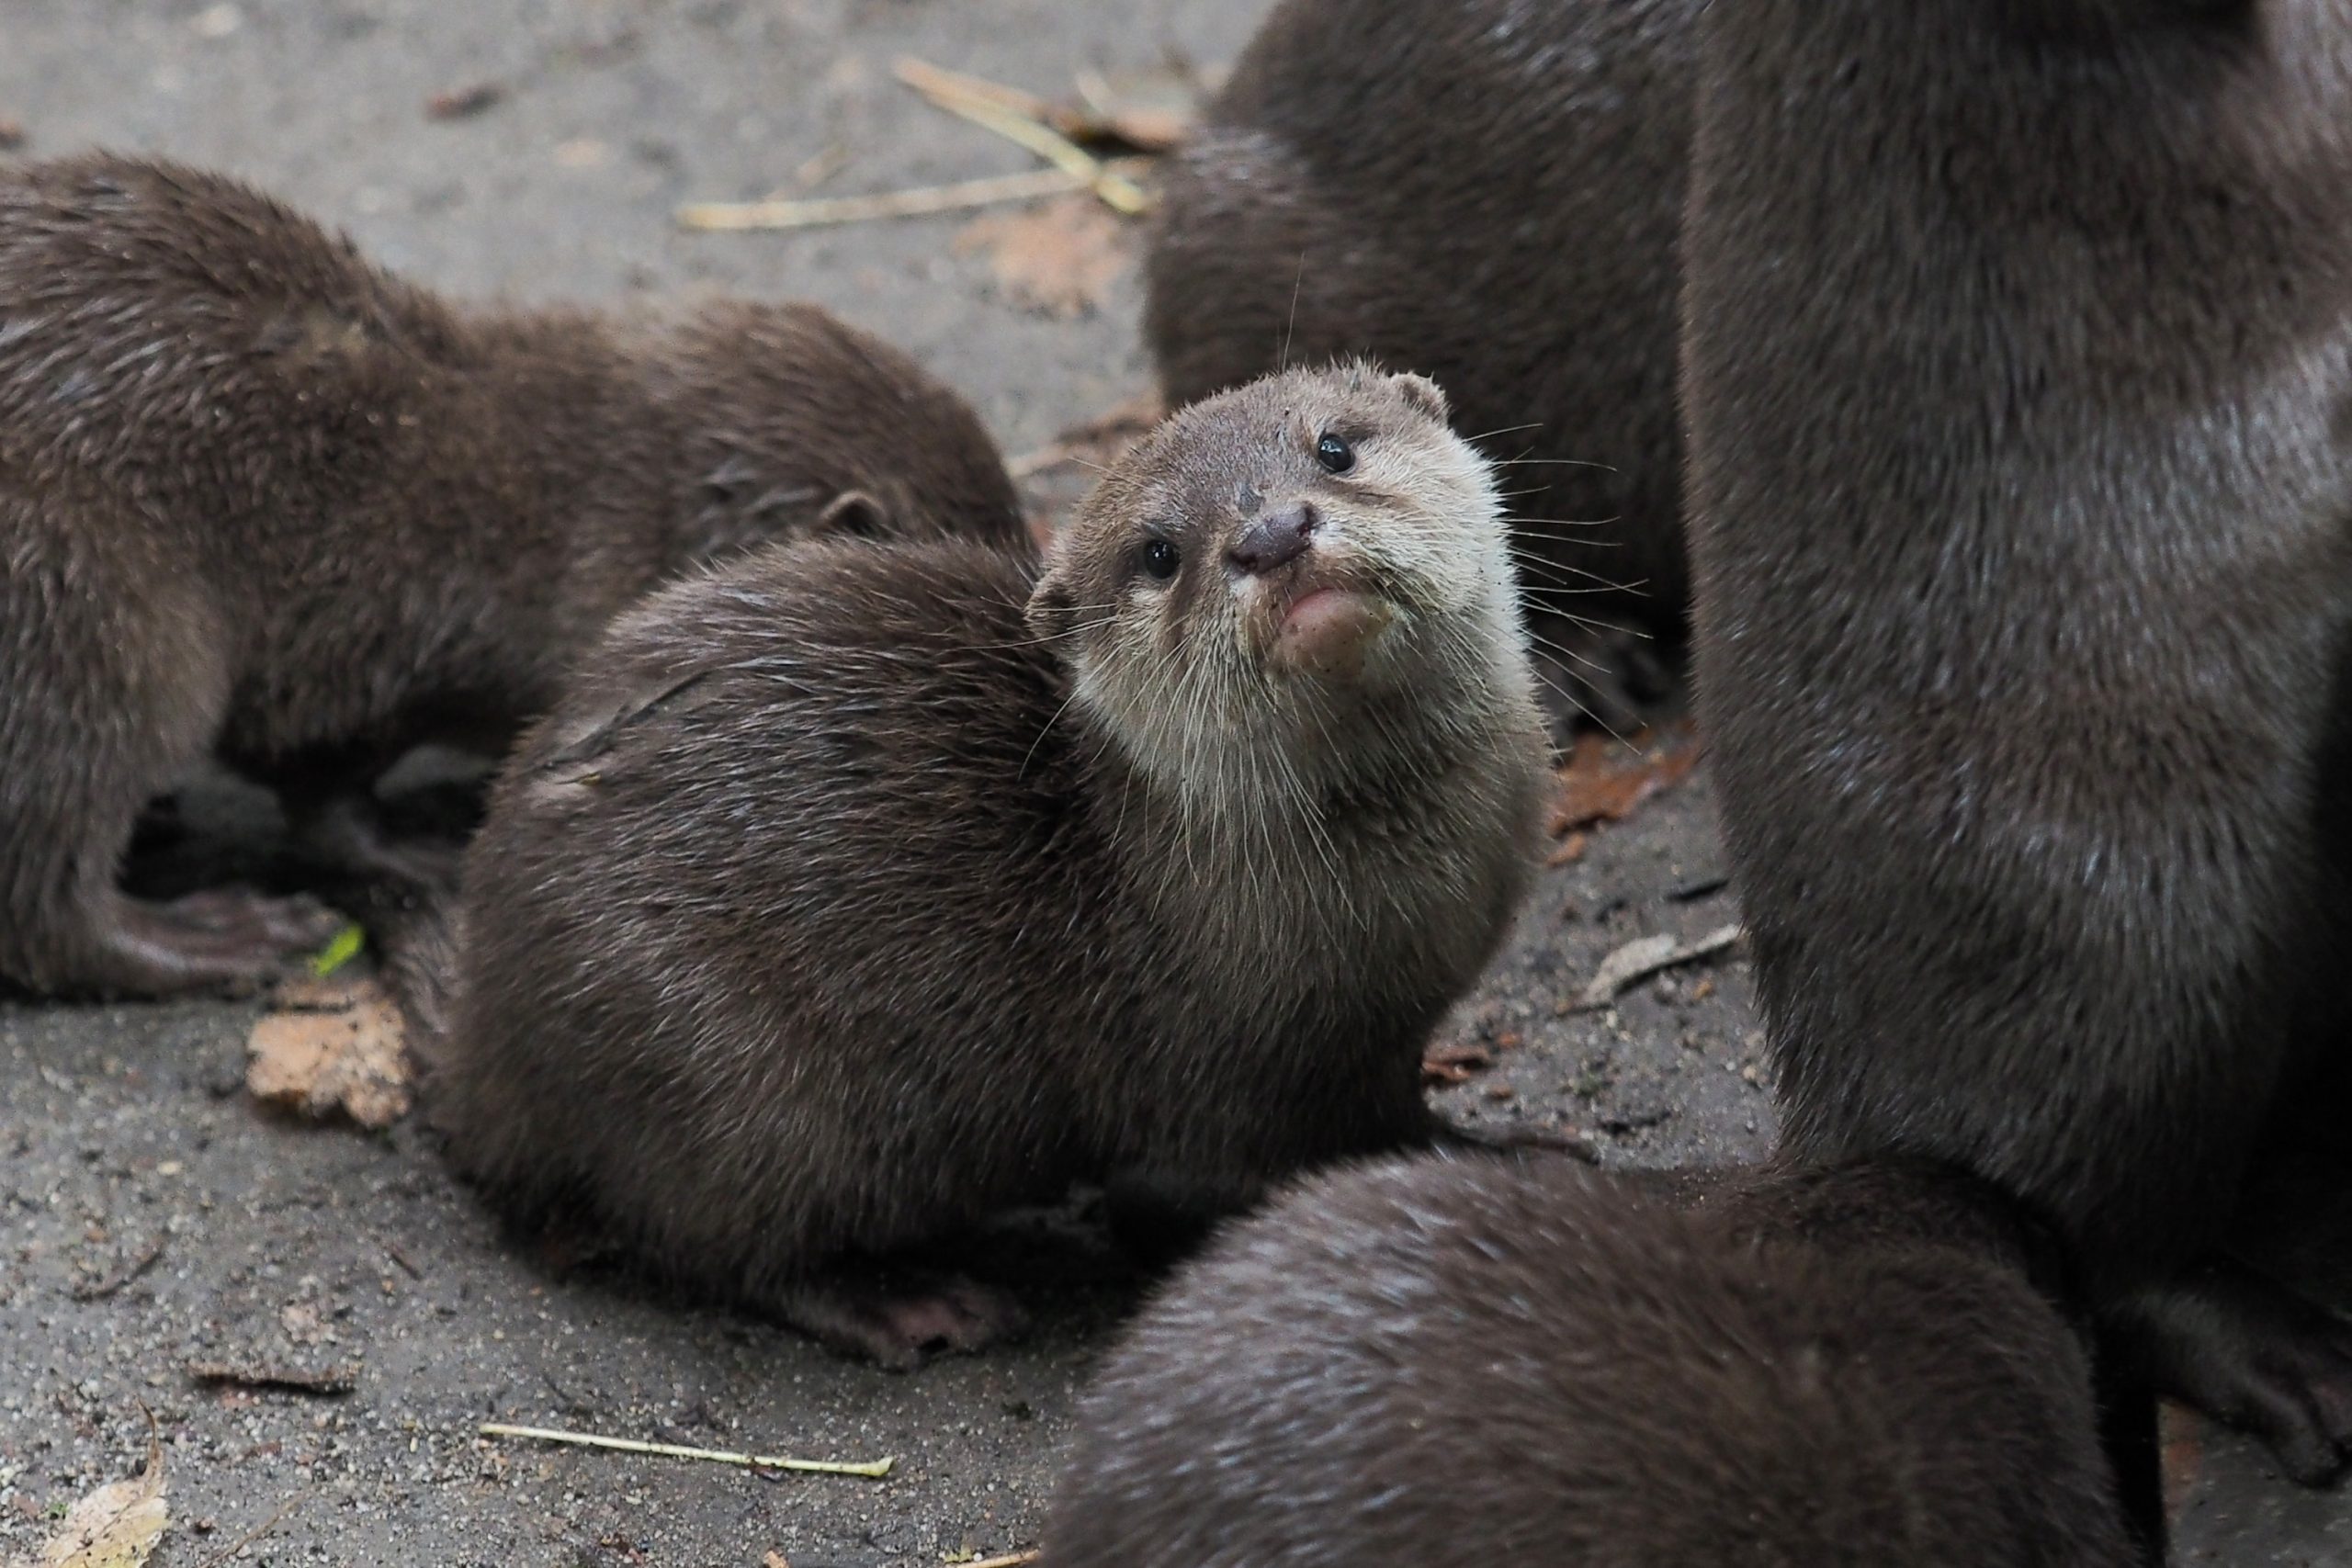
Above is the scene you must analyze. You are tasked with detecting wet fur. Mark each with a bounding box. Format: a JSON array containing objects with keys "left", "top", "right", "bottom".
[
  {"left": 1683, "top": 0, "right": 2352, "bottom": 1474},
  {"left": 0, "top": 152, "right": 1023, "bottom": 997},
  {"left": 424, "top": 367, "right": 1553, "bottom": 1356},
  {"left": 1145, "top": 0, "right": 1699, "bottom": 716},
  {"left": 1044, "top": 1155, "right": 2143, "bottom": 1568}
]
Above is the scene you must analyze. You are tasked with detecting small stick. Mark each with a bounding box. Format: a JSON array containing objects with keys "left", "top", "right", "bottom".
[
  {"left": 891, "top": 58, "right": 1054, "bottom": 121},
  {"left": 72, "top": 1233, "right": 168, "bottom": 1301},
  {"left": 678, "top": 168, "right": 1086, "bottom": 232},
  {"left": 960, "top": 1554, "right": 1041, "bottom": 1568},
  {"left": 189, "top": 1360, "right": 360, "bottom": 1396},
  {"left": 478, "top": 1422, "right": 893, "bottom": 1479},
  {"left": 893, "top": 57, "right": 1150, "bottom": 215},
  {"left": 195, "top": 1496, "right": 300, "bottom": 1568}
]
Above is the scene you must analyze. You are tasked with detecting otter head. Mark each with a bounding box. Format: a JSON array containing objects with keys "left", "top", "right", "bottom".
[
  {"left": 1026, "top": 363, "right": 1528, "bottom": 799},
  {"left": 673, "top": 301, "right": 1028, "bottom": 558}
]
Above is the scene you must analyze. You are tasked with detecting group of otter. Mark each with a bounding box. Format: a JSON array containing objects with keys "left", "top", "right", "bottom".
[{"left": 5, "top": 0, "right": 2348, "bottom": 1562}]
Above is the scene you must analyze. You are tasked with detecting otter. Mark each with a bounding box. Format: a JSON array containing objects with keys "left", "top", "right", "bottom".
[
  {"left": 1145, "top": 0, "right": 1699, "bottom": 724},
  {"left": 1043, "top": 1154, "right": 2149, "bottom": 1568},
  {"left": 422, "top": 365, "right": 1554, "bottom": 1366},
  {"left": 1682, "top": 0, "right": 2352, "bottom": 1479},
  {"left": 0, "top": 152, "right": 1024, "bottom": 999}
]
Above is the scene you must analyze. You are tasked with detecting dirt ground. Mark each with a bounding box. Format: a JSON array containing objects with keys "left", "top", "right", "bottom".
[{"left": 1, "top": 2, "right": 2348, "bottom": 1563}]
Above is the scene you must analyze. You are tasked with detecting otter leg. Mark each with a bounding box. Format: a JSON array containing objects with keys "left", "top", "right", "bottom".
[
  {"left": 266, "top": 742, "right": 468, "bottom": 897},
  {"left": 290, "top": 790, "right": 466, "bottom": 896},
  {"left": 764, "top": 1265, "right": 1029, "bottom": 1371},
  {"left": 1102, "top": 1168, "right": 1272, "bottom": 1269},
  {"left": 53, "top": 887, "right": 345, "bottom": 998},
  {"left": 0, "top": 493, "right": 345, "bottom": 998}
]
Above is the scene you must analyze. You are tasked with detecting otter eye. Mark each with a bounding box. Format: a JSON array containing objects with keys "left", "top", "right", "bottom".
[
  {"left": 1315, "top": 432, "right": 1355, "bottom": 474},
  {"left": 1140, "top": 537, "right": 1181, "bottom": 581}
]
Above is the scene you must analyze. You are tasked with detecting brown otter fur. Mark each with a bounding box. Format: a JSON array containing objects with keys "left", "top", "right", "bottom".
[
  {"left": 1682, "top": 0, "right": 2352, "bottom": 1478},
  {"left": 424, "top": 365, "right": 1553, "bottom": 1365},
  {"left": 1044, "top": 1155, "right": 2148, "bottom": 1568},
  {"left": 1145, "top": 0, "right": 1698, "bottom": 723},
  {"left": 0, "top": 152, "right": 1024, "bottom": 998}
]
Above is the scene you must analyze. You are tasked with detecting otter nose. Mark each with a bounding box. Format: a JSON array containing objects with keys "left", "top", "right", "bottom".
[{"left": 1227, "top": 502, "right": 1317, "bottom": 576}]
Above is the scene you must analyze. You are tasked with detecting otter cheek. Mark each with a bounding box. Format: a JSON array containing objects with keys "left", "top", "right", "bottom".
[{"left": 1274, "top": 588, "right": 1396, "bottom": 679}]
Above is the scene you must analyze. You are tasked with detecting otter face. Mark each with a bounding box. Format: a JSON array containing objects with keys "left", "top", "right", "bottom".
[{"left": 1027, "top": 363, "right": 1522, "bottom": 792}]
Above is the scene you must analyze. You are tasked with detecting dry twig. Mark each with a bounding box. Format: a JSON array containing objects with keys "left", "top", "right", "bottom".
[
  {"left": 679, "top": 169, "right": 1087, "bottom": 231},
  {"left": 71, "top": 1234, "right": 168, "bottom": 1302},
  {"left": 894, "top": 57, "right": 1150, "bottom": 214},
  {"left": 193, "top": 1496, "right": 300, "bottom": 1568},
  {"left": 477, "top": 1422, "right": 893, "bottom": 1479},
  {"left": 187, "top": 1360, "right": 359, "bottom": 1396}
]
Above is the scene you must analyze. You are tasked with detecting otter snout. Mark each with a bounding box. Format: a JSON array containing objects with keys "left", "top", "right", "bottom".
[
  {"left": 1227, "top": 502, "right": 1317, "bottom": 575},
  {"left": 1222, "top": 500, "right": 1398, "bottom": 680}
]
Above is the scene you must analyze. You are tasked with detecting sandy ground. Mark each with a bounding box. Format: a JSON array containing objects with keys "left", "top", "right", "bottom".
[{"left": 0, "top": 2, "right": 2347, "bottom": 1563}]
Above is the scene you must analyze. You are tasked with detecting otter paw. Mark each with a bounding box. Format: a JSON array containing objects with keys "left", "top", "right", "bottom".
[
  {"left": 2114, "top": 1258, "right": 2352, "bottom": 1485},
  {"left": 1429, "top": 1119, "right": 1600, "bottom": 1163},
  {"left": 773, "top": 1271, "right": 1029, "bottom": 1371}
]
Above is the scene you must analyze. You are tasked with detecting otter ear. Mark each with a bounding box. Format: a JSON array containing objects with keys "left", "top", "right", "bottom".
[
  {"left": 1390, "top": 372, "right": 1450, "bottom": 424},
  {"left": 816, "top": 489, "right": 890, "bottom": 539},
  {"left": 1026, "top": 567, "right": 1080, "bottom": 645}
]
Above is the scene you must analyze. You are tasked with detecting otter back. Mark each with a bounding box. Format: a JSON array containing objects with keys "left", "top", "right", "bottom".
[{"left": 1044, "top": 1156, "right": 2144, "bottom": 1568}]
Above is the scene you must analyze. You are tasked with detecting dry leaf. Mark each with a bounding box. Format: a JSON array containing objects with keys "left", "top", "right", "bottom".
[
  {"left": 1420, "top": 1041, "right": 1495, "bottom": 1087},
  {"left": 279, "top": 1303, "right": 326, "bottom": 1347},
  {"left": 1570, "top": 924, "right": 1744, "bottom": 1011},
  {"left": 424, "top": 81, "right": 503, "bottom": 119},
  {"left": 1550, "top": 726, "right": 1702, "bottom": 836},
  {"left": 20, "top": 1436, "right": 167, "bottom": 1568},
  {"left": 954, "top": 197, "right": 1131, "bottom": 318},
  {"left": 1064, "top": 64, "right": 1203, "bottom": 152},
  {"left": 1545, "top": 830, "right": 1590, "bottom": 867},
  {"left": 2160, "top": 1402, "right": 2204, "bottom": 1524},
  {"left": 764, "top": 1555, "right": 792, "bottom": 1568},
  {"left": 245, "top": 976, "right": 411, "bottom": 1127}
]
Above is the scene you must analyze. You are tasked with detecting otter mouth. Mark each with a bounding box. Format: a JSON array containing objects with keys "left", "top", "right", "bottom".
[{"left": 1257, "top": 574, "right": 1401, "bottom": 680}]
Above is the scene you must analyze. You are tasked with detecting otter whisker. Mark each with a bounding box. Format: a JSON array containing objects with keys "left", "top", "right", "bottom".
[
  {"left": 1278, "top": 250, "right": 1306, "bottom": 371},
  {"left": 1461, "top": 420, "right": 1546, "bottom": 445},
  {"left": 1499, "top": 513, "right": 1627, "bottom": 534},
  {"left": 1491, "top": 456, "right": 1618, "bottom": 471}
]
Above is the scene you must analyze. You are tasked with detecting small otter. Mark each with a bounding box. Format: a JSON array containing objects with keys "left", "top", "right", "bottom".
[
  {"left": 1146, "top": 0, "right": 1699, "bottom": 723},
  {"left": 424, "top": 365, "right": 1553, "bottom": 1366},
  {"left": 1682, "top": 0, "right": 2352, "bottom": 1477},
  {"left": 1044, "top": 1155, "right": 2150, "bottom": 1568},
  {"left": 0, "top": 152, "right": 1024, "bottom": 999}
]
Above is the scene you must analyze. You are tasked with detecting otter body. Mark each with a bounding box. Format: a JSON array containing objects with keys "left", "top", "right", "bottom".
[
  {"left": 1045, "top": 1155, "right": 2144, "bottom": 1568},
  {"left": 1146, "top": 0, "right": 1698, "bottom": 717},
  {"left": 0, "top": 152, "right": 1023, "bottom": 998},
  {"left": 1683, "top": 1, "right": 2352, "bottom": 1473},
  {"left": 426, "top": 366, "right": 1554, "bottom": 1364}
]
